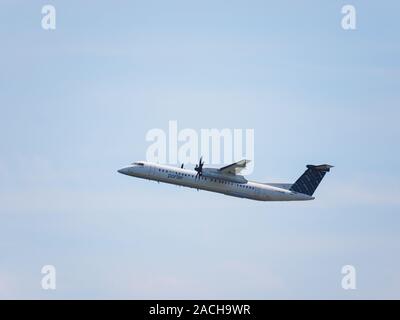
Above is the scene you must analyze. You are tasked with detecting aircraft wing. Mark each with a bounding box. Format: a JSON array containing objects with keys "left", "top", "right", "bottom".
[{"left": 219, "top": 159, "right": 251, "bottom": 175}]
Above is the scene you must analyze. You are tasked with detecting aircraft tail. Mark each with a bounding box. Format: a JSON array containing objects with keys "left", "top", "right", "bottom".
[{"left": 290, "top": 164, "right": 333, "bottom": 196}]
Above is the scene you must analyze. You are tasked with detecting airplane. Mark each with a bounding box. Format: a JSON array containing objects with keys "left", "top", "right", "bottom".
[{"left": 117, "top": 157, "right": 333, "bottom": 201}]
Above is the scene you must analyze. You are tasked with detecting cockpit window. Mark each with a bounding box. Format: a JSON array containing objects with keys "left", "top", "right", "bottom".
[{"left": 133, "top": 162, "right": 144, "bottom": 166}]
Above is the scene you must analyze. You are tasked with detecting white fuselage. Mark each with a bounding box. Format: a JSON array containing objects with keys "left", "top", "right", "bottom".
[{"left": 118, "top": 162, "right": 314, "bottom": 201}]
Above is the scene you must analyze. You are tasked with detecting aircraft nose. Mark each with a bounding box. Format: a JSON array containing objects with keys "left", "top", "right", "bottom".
[{"left": 118, "top": 167, "right": 129, "bottom": 175}]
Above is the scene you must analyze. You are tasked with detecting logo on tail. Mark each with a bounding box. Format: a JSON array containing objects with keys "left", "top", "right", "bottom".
[{"left": 290, "top": 164, "right": 333, "bottom": 196}]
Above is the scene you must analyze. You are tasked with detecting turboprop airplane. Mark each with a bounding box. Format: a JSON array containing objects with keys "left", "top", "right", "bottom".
[{"left": 118, "top": 157, "right": 333, "bottom": 201}]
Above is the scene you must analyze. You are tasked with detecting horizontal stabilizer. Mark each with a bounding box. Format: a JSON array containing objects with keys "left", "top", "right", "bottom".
[{"left": 306, "top": 164, "right": 333, "bottom": 172}]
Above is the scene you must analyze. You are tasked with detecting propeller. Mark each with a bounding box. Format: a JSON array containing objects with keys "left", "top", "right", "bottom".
[
  {"left": 181, "top": 163, "right": 184, "bottom": 169},
  {"left": 194, "top": 156, "right": 204, "bottom": 179}
]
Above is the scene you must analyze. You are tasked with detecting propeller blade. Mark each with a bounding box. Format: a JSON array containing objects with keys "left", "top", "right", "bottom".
[{"left": 194, "top": 156, "right": 204, "bottom": 179}]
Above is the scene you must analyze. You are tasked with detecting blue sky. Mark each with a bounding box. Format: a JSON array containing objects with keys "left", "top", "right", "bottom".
[{"left": 0, "top": 0, "right": 399, "bottom": 299}]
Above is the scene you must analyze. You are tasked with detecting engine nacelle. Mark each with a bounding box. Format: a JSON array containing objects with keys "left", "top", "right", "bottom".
[{"left": 201, "top": 168, "right": 248, "bottom": 184}]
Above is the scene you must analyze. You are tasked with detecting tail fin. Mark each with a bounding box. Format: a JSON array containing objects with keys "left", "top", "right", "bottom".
[{"left": 290, "top": 164, "right": 333, "bottom": 196}]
